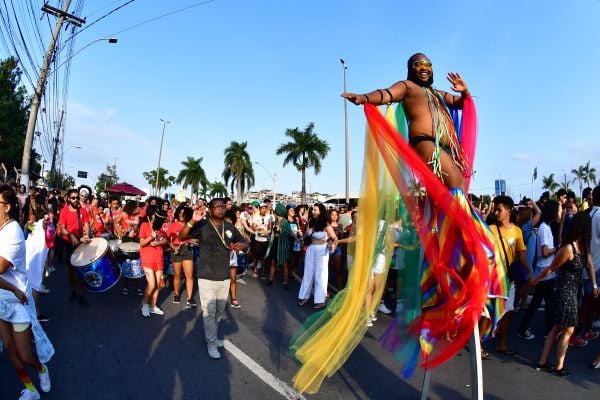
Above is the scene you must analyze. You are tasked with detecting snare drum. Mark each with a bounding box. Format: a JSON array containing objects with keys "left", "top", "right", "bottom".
[
  {"left": 70, "top": 238, "right": 120, "bottom": 292},
  {"left": 120, "top": 258, "right": 144, "bottom": 279},
  {"left": 118, "top": 241, "right": 140, "bottom": 260}
]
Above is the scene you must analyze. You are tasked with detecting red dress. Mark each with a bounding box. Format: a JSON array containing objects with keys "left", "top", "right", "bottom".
[{"left": 139, "top": 222, "right": 164, "bottom": 271}]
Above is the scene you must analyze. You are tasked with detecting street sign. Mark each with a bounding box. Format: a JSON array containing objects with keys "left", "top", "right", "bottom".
[{"left": 77, "top": 170, "right": 87, "bottom": 179}]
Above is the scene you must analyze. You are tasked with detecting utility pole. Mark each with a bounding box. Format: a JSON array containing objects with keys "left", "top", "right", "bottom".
[
  {"left": 49, "top": 109, "right": 65, "bottom": 182},
  {"left": 340, "top": 59, "right": 350, "bottom": 206},
  {"left": 155, "top": 119, "right": 170, "bottom": 196},
  {"left": 20, "top": 0, "right": 85, "bottom": 188}
]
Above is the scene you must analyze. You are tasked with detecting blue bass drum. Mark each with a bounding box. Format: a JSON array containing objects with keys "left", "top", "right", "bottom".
[{"left": 70, "top": 237, "right": 121, "bottom": 292}]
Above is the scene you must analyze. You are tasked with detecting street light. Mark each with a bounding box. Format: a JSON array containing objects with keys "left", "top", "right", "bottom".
[
  {"left": 254, "top": 162, "right": 277, "bottom": 201},
  {"left": 340, "top": 58, "right": 350, "bottom": 205},
  {"left": 20, "top": 36, "right": 118, "bottom": 188},
  {"left": 155, "top": 119, "right": 170, "bottom": 196},
  {"left": 49, "top": 37, "right": 118, "bottom": 77}
]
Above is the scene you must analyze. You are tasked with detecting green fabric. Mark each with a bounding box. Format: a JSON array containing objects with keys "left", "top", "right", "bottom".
[{"left": 277, "top": 219, "right": 292, "bottom": 265}]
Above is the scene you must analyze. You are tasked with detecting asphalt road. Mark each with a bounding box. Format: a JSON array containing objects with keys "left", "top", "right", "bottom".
[{"left": 2, "top": 261, "right": 600, "bottom": 400}]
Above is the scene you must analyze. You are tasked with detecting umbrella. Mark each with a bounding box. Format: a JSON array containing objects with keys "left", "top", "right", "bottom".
[{"left": 105, "top": 182, "right": 146, "bottom": 196}]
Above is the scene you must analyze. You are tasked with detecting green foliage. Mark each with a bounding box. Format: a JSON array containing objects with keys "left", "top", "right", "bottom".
[
  {"left": 95, "top": 163, "right": 119, "bottom": 193},
  {"left": 176, "top": 156, "right": 208, "bottom": 198},
  {"left": 542, "top": 173, "right": 560, "bottom": 195},
  {"left": 276, "top": 122, "right": 330, "bottom": 202},
  {"left": 142, "top": 167, "right": 174, "bottom": 193},
  {"left": 208, "top": 181, "right": 228, "bottom": 198},
  {"left": 0, "top": 57, "right": 34, "bottom": 180},
  {"left": 222, "top": 141, "right": 254, "bottom": 203}
]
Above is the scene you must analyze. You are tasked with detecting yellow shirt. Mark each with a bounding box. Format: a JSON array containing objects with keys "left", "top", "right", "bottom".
[{"left": 492, "top": 224, "right": 526, "bottom": 265}]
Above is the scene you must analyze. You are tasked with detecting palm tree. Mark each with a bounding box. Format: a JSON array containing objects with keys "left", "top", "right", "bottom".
[
  {"left": 222, "top": 141, "right": 254, "bottom": 204},
  {"left": 583, "top": 160, "right": 597, "bottom": 187},
  {"left": 176, "top": 156, "right": 208, "bottom": 199},
  {"left": 571, "top": 164, "right": 586, "bottom": 199},
  {"left": 542, "top": 173, "right": 560, "bottom": 195},
  {"left": 276, "top": 122, "right": 330, "bottom": 203},
  {"left": 208, "top": 181, "right": 228, "bottom": 198},
  {"left": 560, "top": 173, "right": 571, "bottom": 191},
  {"left": 142, "top": 168, "right": 174, "bottom": 194}
]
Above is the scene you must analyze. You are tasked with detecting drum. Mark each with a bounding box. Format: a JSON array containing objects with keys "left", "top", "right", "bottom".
[
  {"left": 70, "top": 238, "right": 120, "bottom": 292},
  {"left": 108, "top": 239, "right": 122, "bottom": 254},
  {"left": 118, "top": 241, "right": 140, "bottom": 260},
  {"left": 120, "top": 258, "right": 144, "bottom": 279}
]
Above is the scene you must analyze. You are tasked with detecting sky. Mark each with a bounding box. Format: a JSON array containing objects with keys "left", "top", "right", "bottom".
[{"left": 4, "top": 0, "right": 600, "bottom": 201}]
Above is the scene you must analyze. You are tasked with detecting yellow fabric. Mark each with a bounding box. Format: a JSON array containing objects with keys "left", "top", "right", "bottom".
[{"left": 291, "top": 106, "right": 399, "bottom": 393}]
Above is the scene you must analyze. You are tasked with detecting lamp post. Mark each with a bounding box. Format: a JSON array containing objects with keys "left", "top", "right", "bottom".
[
  {"left": 155, "top": 119, "right": 170, "bottom": 196},
  {"left": 254, "top": 162, "right": 277, "bottom": 201},
  {"left": 20, "top": 35, "right": 117, "bottom": 188},
  {"left": 340, "top": 58, "right": 350, "bottom": 205}
]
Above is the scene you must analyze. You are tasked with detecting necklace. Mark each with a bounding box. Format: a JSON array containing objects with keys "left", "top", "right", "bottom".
[{"left": 209, "top": 219, "right": 229, "bottom": 249}]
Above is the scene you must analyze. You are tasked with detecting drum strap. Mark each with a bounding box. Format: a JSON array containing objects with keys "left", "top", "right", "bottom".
[{"left": 77, "top": 207, "right": 83, "bottom": 238}]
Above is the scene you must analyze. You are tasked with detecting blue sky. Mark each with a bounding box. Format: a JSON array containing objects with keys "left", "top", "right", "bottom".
[{"left": 6, "top": 0, "right": 600, "bottom": 200}]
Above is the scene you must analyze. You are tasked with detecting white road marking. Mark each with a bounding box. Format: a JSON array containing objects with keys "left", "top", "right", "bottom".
[{"left": 223, "top": 339, "right": 306, "bottom": 400}]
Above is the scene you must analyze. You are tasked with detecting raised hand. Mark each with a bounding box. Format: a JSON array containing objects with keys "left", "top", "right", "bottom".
[
  {"left": 341, "top": 92, "right": 364, "bottom": 105},
  {"left": 192, "top": 207, "right": 206, "bottom": 222},
  {"left": 447, "top": 72, "right": 468, "bottom": 94}
]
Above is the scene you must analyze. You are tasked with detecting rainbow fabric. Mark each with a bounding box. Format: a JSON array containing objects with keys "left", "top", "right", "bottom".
[{"left": 289, "top": 97, "right": 507, "bottom": 393}]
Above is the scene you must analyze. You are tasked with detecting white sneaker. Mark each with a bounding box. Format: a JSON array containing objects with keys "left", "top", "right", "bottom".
[
  {"left": 39, "top": 364, "right": 51, "bottom": 392},
  {"left": 207, "top": 345, "right": 221, "bottom": 359},
  {"left": 150, "top": 306, "right": 164, "bottom": 315},
  {"left": 19, "top": 389, "right": 40, "bottom": 400},
  {"left": 366, "top": 318, "right": 373, "bottom": 327},
  {"left": 216, "top": 339, "right": 224, "bottom": 347},
  {"left": 369, "top": 313, "right": 377, "bottom": 322},
  {"left": 141, "top": 304, "right": 151, "bottom": 318},
  {"left": 378, "top": 302, "right": 392, "bottom": 314}
]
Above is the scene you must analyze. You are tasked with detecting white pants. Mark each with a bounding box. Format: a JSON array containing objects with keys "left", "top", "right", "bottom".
[
  {"left": 198, "top": 279, "right": 230, "bottom": 346},
  {"left": 298, "top": 244, "right": 329, "bottom": 304}
]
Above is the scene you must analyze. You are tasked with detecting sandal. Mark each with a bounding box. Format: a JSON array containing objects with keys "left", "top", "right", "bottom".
[
  {"left": 313, "top": 303, "right": 326, "bottom": 309},
  {"left": 535, "top": 362, "right": 554, "bottom": 371},
  {"left": 553, "top": 368, "right": 571, "bottom": 378},
  {"left": 297, "top": 299, "right": 308, "bottom": 306},
  {"left": 481, "top": 350, "right": 491, "bottom": 360},
  {"left": 496, "top": 348, "right": 516, "bottom": 356}
]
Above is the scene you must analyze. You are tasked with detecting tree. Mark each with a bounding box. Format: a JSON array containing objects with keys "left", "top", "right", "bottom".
[
  {"left": 583, "top": 160, "right": 597, "bottom": 188},
  {"left": 208, "top": 181, "right": 228, "bottom": 198},
  {"left": 95, "top": 163, "right": 119, "bottom": 193},
  {"left": 222, "top": 141, "right": 254, "bottom": 204},
  {"left": 571, "top": 164, "right": 586, "bottom": 199},
  {"left": 176, "top": 156, "right": 208, "bottom": 198},
  {"left": 276, "top": 122, "right": 330, "bottom": 203},
  {"left": 142, "top": 167, "right": 174, "bottom": 194},
  {"left": 542, "top": 173, "right": 560, "bottom": 195},
  {"left": 560, "top": 172, "right": 570, "bottom": 191},
  {"left": 0, "top": 57, "right": 41, "bottom": 181},
  {"left": 47, "top": 171, "right": 75, "bottom": 190}
]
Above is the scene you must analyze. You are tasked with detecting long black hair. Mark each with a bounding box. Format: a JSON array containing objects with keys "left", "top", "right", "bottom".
[
  {"left": 540, "top": 200, "right": 559, "bottom": 225},
  {"left": 308, "top": 203, "right": 328, "bottom": 232},
  {"left": 563, "top": 212, "right": 591, "bottom": 258},
  {"left": 0, "top": 184, "right": 19, "bottom": 221}
]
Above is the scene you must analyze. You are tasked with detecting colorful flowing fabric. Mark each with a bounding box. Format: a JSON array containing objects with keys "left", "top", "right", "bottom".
[{"left": 290, "top": 96, "right": 507, "bottom": 393}]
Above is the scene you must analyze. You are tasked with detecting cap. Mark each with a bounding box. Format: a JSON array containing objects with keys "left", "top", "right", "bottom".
[
  {"left": 259, "top": 202, "right": 267, "bottom": 208},
  {"left": 251, "top": 201, "right": 260, "bottom": 207}
]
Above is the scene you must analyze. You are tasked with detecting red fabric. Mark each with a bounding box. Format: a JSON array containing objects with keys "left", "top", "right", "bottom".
[
  {"left": 58, "top": 206, "right": 90, "bottom": 243},
  {"left": 460, "top": 96, "right": 478, "bottom": 191},
  {"left": 91, "top": 206, "right": 107, "bottom": 237},
  {"left": 364, "top": 103, "right": 489, "bottom": 369},
  {"left": 167, "top": 221, "right": 186, "bottom": 245},
  {"left": 139, "top": 222, "right": 163, "bottom": 269}
]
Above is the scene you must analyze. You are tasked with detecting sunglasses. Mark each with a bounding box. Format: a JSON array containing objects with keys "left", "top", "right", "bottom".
[
  {"left": 412, "top": 61, "right": 432, "bottom": 68},
  {"left": 70, "top": 197, "right": 79, "bottom": 200}
]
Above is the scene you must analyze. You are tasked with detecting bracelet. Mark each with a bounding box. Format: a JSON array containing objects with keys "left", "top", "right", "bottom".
[
  {"left": 363, "top": 94, "right": 370, "bottom": 104},
  {"left": 376, "top": 89, "right": 384, "bottom": 103},
  {"left": 186, "top": 222, "right": 195, "bottom": 228},
  {"left": 594, "top": 284, "right": 598, "bottom": 290},
  {"left": 384, "top": 88, "right": 393, "bottom": 103}
]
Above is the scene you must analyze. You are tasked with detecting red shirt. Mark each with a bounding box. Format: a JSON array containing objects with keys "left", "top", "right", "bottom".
[
  {"left": 167, "top": 220, "right": 187, "bottom": 245},
  {"left": 139, "top": 222, "right": 163, "bottom": 265},
  {"left": 58, "top": 205, "right": 90, "bottom": 243},
  {"left": 91, "top": 206, "right": 107, "bottom": 237}
]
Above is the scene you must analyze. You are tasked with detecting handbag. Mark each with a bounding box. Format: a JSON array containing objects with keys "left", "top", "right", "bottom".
[{"left": 496, "top": 224, "right": 528, "bottom": 284}]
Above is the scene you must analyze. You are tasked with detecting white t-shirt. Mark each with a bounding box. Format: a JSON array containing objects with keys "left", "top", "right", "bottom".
[
  {"left": 252, "top": 214, "right": 271, "bottom": 242},
  {"left": 536, "top": 222, "right": 555, "bottom": 281},
  {"left": 0, "top": 220, "right": 29, "bottom": 293}
]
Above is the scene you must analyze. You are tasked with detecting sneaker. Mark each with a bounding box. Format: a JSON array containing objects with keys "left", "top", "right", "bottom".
[
  {"left": 378, "top": 302, "right": 392, "bottom": 314},
  {"left": 121, "top": 288, "right": 129, "bottom": 295},
  {"left": 78, "top": 296, "right": 90, "bottom": 308},
  {"left": 535, "top": 362, "right": 554, "bottom": 371},
  {"left": 582, "top": 330, "right": 600, "bottom": 342},
  {"left": 37, "top": 315, "right": 50, "bottom": 323},
  {"left": 207, "top": 345, "right": 221, "bottom": 359},
  {"left": 369, "top": 313, "right": 377, "bottom": 322},
  {"left": 150, "top": 306, "right": 165, "bottom": 315},
  {"left": 569, "top": 336, "right": 588, "bottom": 347},
  {"left": 231, "top": 299, "right": 241, "bottom": 309},
  {"left": 517, "top": 329, "right": 535, "bottom": 341},
  {"left": 19, "top": 389, "right": 40, "bottom": 400},
  {"left": 39, "top": 364, "right": 51, "bottom": 392},
  {"left": 37, "top": 285, "right": 50, "bottom": 294},
  {"left": 173, "top": 295, "right": 181, "bottom": 304},
  {"left": 366, "top": 318, "right": 373, "bottom": 327},
  {"left": 68, "top": 291, "right": 77, "bottom": 303},
  {"left": 216, "top": 339, "right": 224, "bottom": 347},
  {"left": 553, "top": 368, "right": 571, "bottom": 378},
  {"left": 135, "top": 288, "right": 144, "bottom": 297},
  {"left": 186, "top": 299, "right": 197, "bottom": 308},
  {"left": 592, "top": 320, "right": 600, "bottom": 329},
  {"left": 141, "top": 304, "right": 151, "bottom": 318}
]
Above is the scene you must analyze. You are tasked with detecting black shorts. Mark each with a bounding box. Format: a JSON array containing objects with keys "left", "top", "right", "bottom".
[
  {"left": 171, "top": 245, "right": 193, "bottom": 263},
  {"left": 252, "top": 240, "right": 268, "bottom": 259}
]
